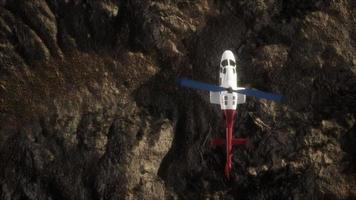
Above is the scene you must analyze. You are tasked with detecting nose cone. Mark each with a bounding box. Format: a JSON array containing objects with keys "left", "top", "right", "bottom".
[{"left": 221, "top": 50, "right": 235, "bottom": 62}]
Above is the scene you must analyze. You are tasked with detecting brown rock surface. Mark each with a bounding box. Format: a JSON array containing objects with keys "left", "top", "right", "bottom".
[{"left": 0, "top": 0, "right": 355, "bottom": 199}]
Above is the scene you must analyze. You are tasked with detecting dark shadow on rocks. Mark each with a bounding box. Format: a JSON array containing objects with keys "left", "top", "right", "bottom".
[{"left": 340, "top": 124, "right": 356, "bottom": 175}]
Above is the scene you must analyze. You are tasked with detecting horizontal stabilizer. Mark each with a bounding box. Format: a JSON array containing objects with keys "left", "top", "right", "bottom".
[
  {"left": 210, "top": 91, "right": 220, "bottom": 104},
  {"left": 211, "top": 138, "right": 225, "bottom": 145},
  {"left": 232, "top": 138, "right": 247, "bottom": 145},
  {"left": 211, "top": 138, "right": 248, "bottom": 146}
]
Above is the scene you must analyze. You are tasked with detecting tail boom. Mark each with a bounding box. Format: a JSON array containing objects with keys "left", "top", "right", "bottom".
[{"left": 211, "top": 109, "right": 247, "bottom": 178}]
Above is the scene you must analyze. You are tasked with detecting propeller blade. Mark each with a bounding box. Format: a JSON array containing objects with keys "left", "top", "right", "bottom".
[
  {"left": 178, "top": 78, "right": 225, "bottom": 92},
  {"left": 234, "top": 88, "right": 284, "bottom": 102},
  {"left": 178, "top": 78, "right": 285, "bottom": 103}
]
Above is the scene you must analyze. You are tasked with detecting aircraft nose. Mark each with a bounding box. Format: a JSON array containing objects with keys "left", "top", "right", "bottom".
[{"left": 221, "top": 50, "right": 235, "bottom": 62}]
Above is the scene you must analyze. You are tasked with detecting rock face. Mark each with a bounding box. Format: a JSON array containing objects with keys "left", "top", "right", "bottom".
[{"left": 0, "top": 0, "right": 355, "bottom": 199}]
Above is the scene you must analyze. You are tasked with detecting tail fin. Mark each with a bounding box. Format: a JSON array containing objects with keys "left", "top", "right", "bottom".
[{"left": 211, "top": 138, "right": 248, "bottom": 146}]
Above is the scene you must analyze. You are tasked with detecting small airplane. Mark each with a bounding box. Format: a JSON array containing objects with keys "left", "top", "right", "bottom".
[{"left": 178, "top": 50, "right": 284, "bottom": 178}]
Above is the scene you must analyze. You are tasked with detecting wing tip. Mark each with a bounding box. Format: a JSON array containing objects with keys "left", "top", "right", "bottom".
[
  {"left": 276, "top": 96, "right": 287, "bottom": 104},
  {"left": 176, "top": 77, "right": 186, "bottom": 86}
]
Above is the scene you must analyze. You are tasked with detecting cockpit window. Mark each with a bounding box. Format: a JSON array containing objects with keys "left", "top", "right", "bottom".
[
  {"left": 221, "top": 59, "right": 228, "bottom": 67},
  {"left": 230, "top": 60, "right": 236, "bottom": 66},
  {"left": 223, "top": 68, "right": 226, "bottom": 74}
]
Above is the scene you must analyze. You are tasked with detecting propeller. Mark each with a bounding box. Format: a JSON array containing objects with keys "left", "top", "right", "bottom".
[{"left": 178, "top": 78, "right": 284, "bottom": 103}]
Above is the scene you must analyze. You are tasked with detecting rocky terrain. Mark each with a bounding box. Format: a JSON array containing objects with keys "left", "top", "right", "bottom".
[{"left": 0, "top": 0, "right": 355, "bottom": 199}]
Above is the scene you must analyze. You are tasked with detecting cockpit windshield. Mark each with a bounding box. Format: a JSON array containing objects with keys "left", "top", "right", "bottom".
[
  {"left": 229, "top": 60, "right": 236, "bottom": 66},
  {"left": 221, "top": 59, "right": 228, "bottom": 67}
]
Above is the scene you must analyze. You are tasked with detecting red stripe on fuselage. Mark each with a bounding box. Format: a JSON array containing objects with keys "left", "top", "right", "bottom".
[{"left": 224, "top": 109, "right": 236, "bottom": 178}]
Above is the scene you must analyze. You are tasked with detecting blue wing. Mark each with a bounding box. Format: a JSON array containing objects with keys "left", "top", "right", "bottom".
[
  {"left": 234, "top": 88, "right": 284, "bottom": 103},
  {"left": 178, "top": 78, "right": 284, "bottom": 103},
  {"left": 178, "top": 78, "right": 225, "bottom": 92}
]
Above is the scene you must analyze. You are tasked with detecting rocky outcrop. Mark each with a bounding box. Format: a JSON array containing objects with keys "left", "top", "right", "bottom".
[{"left": 0, "top": 0, "right": 355, "bottom": 199}]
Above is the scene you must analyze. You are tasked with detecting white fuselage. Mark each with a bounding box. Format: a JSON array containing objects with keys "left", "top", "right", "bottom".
[
  {"left": 218, "top": 50, "right": 246, "bottom": 110},
  {"left": 209, "top": 50, "right": 246, "bottom": 109}
]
